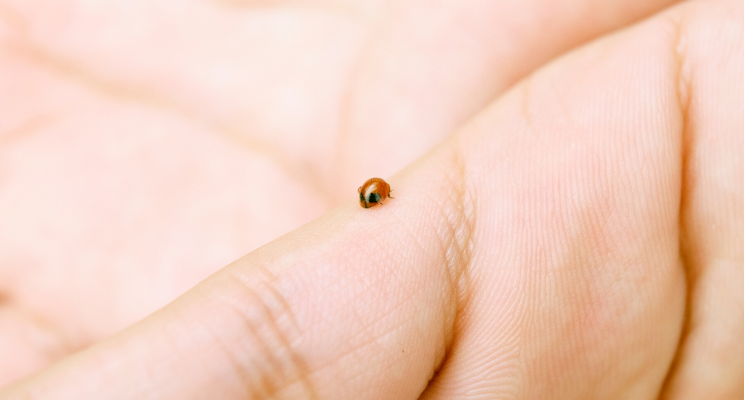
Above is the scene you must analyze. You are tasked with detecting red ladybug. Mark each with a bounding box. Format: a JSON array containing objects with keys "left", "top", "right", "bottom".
[{"left": 358, "top": 178, "right": 393, "bottom": 208}]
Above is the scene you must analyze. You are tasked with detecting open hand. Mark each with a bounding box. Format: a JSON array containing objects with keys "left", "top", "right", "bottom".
[{"left": 1, "top": 0, "right": 743, "bottom": 398}]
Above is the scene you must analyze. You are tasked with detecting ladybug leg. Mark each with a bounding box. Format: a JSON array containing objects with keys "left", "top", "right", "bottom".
[{"left": 388, "top": 189, "right": 394, "bottom": 199}]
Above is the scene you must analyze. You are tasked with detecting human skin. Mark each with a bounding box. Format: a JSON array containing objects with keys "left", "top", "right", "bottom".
[{"left": 1, "top": 0, "right": 743, "bottom": 398}]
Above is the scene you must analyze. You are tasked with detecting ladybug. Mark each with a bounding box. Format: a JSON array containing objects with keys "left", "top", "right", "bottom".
[{"left": 358, "top": 177, "right": 393, "bottom": 208}]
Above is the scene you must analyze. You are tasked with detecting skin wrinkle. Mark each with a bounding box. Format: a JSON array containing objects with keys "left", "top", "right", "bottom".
[
  {"left": 255, "top": 272, "right": 303, "bottom": 338},
  {"left": 204, "top": 287, "right": 281, "bottom": 398},
  {"left": 0, "top": 1, "right": 28, "bottom": 37},
  {"left": 662, "top": 2, "right": 744, "bottom": 397},
  {"left": 0, "top": 4, "right": 321, "bottom": 202},
  {"left": 233, "top": 263, "right": 303, "bottom": 335},
  {"left": 439, "top": 141, "right": 476, "bottom": 343},
  {"left": 206, "top": 0, "right": 363, "bottom": 18},
  {"left": 0, "top": 294, "right": 81, "bottom": 377},
  {"left": 658, "top": 6, "right": 695, "bottom": 397},
  {"left": 423, "top": 192, "right": 460, "bottom": 380},
  {"left": 417, "top": 141, "right": 476, "bottom": 395},
  {"left": 0, "top": 116, "right": 54, "bottom": 145},
  {"left": 217, "top": 270, "right": 319, "bottom": 399},
  {"left": 8, "top": 41, "right": 172, "bottom": 112},
  {"left": 193, "top": 314, "right": 255, "bottom": 399}
]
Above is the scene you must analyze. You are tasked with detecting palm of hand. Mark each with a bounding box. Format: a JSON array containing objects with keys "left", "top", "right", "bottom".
[
  {"left": 1, "top": 0, "right": 588, "bottom": 358},
  {"left": 1, "top": 2, "right": 367, "bottom": 362},
  {"left": 2, "top": 0, "right": 743, "bottom": 399}
]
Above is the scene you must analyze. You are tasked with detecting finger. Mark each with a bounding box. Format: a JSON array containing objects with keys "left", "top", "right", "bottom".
[
  {"left": 661, "top": 1, "right": 744, "bottom": 398},
  {"left": 339, "top": 0, "right": 685, "bottom": 189},
  {"left": 0, "top": 168, "right": 471, "bottom": 399},
  {"left": 419, "top": 4, "right": 692, "bottom": 400}
]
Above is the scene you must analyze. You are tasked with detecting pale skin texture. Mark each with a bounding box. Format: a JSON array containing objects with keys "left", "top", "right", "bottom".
[{"left": 0, "top": 0, "right": 743, "bottom": 398}]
